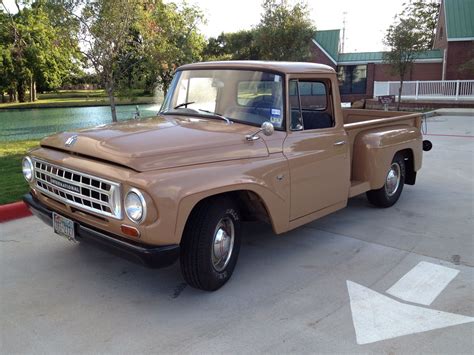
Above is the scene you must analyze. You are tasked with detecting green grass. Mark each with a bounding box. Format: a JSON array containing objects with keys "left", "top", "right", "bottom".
[
  {"left": 0, "top": 89, "right": 156, "bottom": 109},
  {"left": 0, "top": 140, "right": 40, "bottom": 204}
]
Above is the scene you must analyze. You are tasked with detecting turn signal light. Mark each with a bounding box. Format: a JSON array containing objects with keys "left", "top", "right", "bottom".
[{"left": 121, "top": 224, "right": 140, "bottom": 238}]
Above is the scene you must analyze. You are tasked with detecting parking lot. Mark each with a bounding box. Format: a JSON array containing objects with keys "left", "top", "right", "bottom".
[{"left": 1, "top": 113, "right": 473, "bottom": 353}]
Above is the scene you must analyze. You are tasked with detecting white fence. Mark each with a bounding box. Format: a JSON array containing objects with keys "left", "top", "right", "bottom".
[{"left": 374, "top": 80, "right": 474, "bottom": 101}]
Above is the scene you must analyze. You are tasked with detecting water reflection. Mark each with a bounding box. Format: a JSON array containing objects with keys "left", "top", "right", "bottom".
[{"left": 0, "top": 104, "right": 161, "bottom": 142}]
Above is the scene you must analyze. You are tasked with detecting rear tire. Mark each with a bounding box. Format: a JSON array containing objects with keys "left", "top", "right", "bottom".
[
  {"left": 180, "top": 196, "right": 241, "bottom": 291},
  {"left": 366, "top": 153, "right": 406, "bottom": 208}
]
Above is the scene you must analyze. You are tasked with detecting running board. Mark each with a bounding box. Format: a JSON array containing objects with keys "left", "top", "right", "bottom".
[{"left": 349, "top": 181, "right": 371, "bottom": 198}]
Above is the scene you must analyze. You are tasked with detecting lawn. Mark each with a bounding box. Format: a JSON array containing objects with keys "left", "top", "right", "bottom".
[
  {"left": 0, "top": 140, "right": 40, "bottom": 204},
  {"left": 0, "top": 89, "right": 156, "bottom": 109}
]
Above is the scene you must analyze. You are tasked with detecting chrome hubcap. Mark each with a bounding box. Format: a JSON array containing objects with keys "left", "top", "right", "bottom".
[
  {"left": 385, "top": 163, "right": 401, "bottom": 197},
  {"left": 212, "top": 217, "right": 235, "bottom": 272}
]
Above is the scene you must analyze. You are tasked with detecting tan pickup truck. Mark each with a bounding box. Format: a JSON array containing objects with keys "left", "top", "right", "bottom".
[{"left": 23, "top": 61, "right": 432, "bottom": 291}]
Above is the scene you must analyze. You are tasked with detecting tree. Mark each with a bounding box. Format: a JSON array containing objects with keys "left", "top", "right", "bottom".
[
  {"left": 75, "top": 0, "right": 142, "bottom": 122},
  {"left": 0, "top": 1, "right": 80, "bottom": 102},
  {"left": 255, "top": 0, "right": 315, "bottom": 61},
  {"left": 0, "top": 10, "right": 16, "bottom": 102},
  {"left": 399, "top": 0, "right": 440, "bottom": 49},
  {"left": 203, "top": 30, "right": 260, "bottom": 61},
  {"left": 140, "top": 0, "right": 206, "bottom": 96},
  {"left": 383, "top": 18, "right": 427, "bottom": 110},
  {"left": 383, "top": 1, "right": 439, "bottom": 110}
]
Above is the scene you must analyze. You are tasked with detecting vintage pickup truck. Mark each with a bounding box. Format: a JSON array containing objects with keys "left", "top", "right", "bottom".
[{"left": 23, "top": 61, "right": 431, "bottom": 291}]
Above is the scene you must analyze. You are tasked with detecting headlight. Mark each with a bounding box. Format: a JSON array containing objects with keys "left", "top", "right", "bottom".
[
  {"left": 125, "top": 188, "right": 146, "bottom": 223},
  {"left": 22, "top": 156, "right": 34, "bottom": 182}
]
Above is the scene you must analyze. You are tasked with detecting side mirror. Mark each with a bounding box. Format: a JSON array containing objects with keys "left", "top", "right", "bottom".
[
  {"left": 261, "top": 121, "right": 274, "bottom": 136},
  {"left": 245, "top": 121, "right": 274, "bottom": 141}
]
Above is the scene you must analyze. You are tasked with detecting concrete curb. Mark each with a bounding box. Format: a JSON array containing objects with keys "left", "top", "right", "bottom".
[
  {"left": 434, "top": 108, "right": 474, "bottom": 117},
  {"left": 0, "top": 201, "right": 32, "bottom": 223}
]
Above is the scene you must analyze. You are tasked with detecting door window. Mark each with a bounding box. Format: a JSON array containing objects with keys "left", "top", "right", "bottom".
[{"left": 289, "top": 80, "right": 334, "bottom": 131}]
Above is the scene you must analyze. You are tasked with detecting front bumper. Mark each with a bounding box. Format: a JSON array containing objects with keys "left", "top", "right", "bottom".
[{"left": 23, "top": 193, "right": 179, "bottom": 268}]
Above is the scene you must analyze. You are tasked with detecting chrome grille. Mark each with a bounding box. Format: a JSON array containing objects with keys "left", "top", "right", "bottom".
[{"left": 33, "top": 159, "right": 122, "bottom": 219}]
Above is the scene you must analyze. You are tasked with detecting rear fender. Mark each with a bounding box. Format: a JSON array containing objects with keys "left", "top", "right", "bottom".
[{"left": 351, "top": 125, "right": 422, "bottom": 190}]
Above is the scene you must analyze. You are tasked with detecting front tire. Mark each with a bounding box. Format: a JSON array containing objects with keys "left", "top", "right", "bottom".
[
  {"left": 366, "top": 153, "right": 406, "bottom": 208},
  {"left": 180, "top": 196, "right": 241, "bottom": 291}
]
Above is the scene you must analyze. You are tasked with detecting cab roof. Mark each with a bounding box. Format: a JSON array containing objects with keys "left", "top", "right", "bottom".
[{"left": 177, "top": 61, "right": 335, "bottom": 74}]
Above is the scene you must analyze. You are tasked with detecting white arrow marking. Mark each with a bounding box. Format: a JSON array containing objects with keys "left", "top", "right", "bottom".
[
  {"left": 347, "top": 281, "right": 473, "bottom": 345},
  {"left": 387, "top": 261, "right": 460, "bottom": 305}
]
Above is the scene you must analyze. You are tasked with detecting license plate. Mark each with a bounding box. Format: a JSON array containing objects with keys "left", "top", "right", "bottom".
[{"left": 53, "top": 212, "right": 76, "bottom": 242}]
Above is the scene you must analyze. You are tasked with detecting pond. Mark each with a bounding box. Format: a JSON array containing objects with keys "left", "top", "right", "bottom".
[{"left": 0, "top": 104, "right": 161, "bottom": 142}]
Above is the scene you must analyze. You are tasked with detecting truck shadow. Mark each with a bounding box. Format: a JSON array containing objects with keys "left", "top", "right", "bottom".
[
  {"left": 64, "top": 207, "right": 362, "bottom": 301},
  {"left": 37, "top": 194, "right": 377, "bottom": 308}
]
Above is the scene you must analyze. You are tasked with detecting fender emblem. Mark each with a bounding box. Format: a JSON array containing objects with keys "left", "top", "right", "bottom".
[{"left": 65, "top": 135, "right": 78, "bottom": 147}]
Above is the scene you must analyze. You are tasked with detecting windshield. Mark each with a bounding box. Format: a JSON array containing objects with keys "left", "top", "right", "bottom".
[{"left": 160, "top": 69, "right": 285, "bottom": 129}]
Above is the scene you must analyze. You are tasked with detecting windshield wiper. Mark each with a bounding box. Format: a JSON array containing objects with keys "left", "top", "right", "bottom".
[
  {"left": 174, "top": 101, "right": 195, "bottom": 109},
  {"left": 197, "top": 109, "right": 232, "bottom": 124}
]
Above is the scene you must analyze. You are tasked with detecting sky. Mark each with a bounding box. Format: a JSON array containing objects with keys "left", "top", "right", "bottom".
[
  {"left": 2, "top": 0, "right": 407, "bottom": 52},
  {"left": 191, "top": 0, "right": 407, "bottom": 52}
]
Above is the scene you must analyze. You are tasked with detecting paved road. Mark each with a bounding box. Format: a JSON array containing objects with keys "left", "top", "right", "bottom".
[{"left": 1, "top": 114, "right": 473, "bottom": 353}]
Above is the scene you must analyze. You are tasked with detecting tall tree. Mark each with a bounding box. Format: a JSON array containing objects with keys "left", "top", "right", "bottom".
[
  {"left": 0, "top": 10, "right": 16, "bottom": 102},
  {"left": 76, "top": 0, "right": 142, "bottom": 122},
  {"left": 0, "top": 1, "right": 80, "bottom": 102},
  {"left": 399, "top": 0, "right": 440, "bottom": 48},
  {"left": 255, "top": 0, "right": 315, "bottom": 61},
  {"left": 383, "top": 18, "right": 426, "bottom": 110},
  {"left": 140, "top": 0, "right": 205, "bottom": 96},
  {"left": 203, "top": 30, "right": 260, "bottom": 61}
]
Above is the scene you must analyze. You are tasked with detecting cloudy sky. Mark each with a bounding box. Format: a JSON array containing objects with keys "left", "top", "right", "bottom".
[{"left": 2, "top": 0, "right": 408, "bottom": 52}]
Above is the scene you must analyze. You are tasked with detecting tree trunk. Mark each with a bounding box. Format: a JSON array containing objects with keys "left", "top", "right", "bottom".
[
  {"left": 8, "top": 88, "right": 15, "bottom": 102},
  {"left": 107, "top": 86, "right": 118, "bottom": 122},
  {"left": 29, "top": 77, "right": 34, "bottom": 102},
  {"left": 17, "top": 81, "right": 25, "bottom": 103},
  {"left": 30, "top": 80, "right": 37, "bottom": 102},
  {"left": 1, "top": 93, "right": 5, "bottom": 103},
  {"left": 397, "top": 78, "right": 404, "bottom": 111}
]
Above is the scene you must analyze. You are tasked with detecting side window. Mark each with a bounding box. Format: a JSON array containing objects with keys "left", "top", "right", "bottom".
[
  {"left": 289, "top": 80, "right": 303, "bottom": 130},
  {"left": 299, "top": 82, "right": 327, "bottom": 110},
  {"left": 296, "top": 80, "right": 334, "bottom": 130}
]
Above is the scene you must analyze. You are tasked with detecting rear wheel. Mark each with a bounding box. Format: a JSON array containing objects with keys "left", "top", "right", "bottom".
[
  {"left": 180, "top": 196, "right": 241, "bottom": 291},
  {"left": 366, "top": 153, "right": 406, "bottom": 208}
]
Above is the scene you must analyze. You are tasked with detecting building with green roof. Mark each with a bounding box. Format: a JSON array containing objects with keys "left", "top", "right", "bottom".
[{"left": 311, "top": 0, "right": 473, "bottom": 102}]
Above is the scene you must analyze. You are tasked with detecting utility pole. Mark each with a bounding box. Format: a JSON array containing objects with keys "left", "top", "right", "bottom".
[{"left": 341, "top": 11, "right": 347, "bottom": 53}]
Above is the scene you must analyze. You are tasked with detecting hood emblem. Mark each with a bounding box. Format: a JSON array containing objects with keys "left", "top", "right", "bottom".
[{"left": 65, "top": 135, "right": 78, "bottom": 147}]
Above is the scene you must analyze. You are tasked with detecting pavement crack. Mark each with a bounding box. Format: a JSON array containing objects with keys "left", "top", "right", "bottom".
[{"left": 0, "top": 240, "right": 20, "bottom": 243}]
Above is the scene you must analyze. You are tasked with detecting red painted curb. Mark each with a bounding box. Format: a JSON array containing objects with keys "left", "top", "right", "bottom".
[{"left": 0, "top": 201, "right": 32, "bottom": 223}]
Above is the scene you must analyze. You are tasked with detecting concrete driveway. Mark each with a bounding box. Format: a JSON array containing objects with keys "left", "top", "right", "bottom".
[{"left": 1, "top": 114, "right": 473, "bottom": 353}]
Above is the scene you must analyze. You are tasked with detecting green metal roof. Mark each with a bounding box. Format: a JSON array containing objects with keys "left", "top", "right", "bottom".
[
  {"left": 338, "top": 52, "right": 383, "bottom": 62},
  {"left": 337, "top": 49, "right": 443, "bottom": 63},
  {"left": 444, "top": 0, "right": 474, "bottom": 39},
  {"left": 313, "top": 30, "right": 340, "bottom": 61}
]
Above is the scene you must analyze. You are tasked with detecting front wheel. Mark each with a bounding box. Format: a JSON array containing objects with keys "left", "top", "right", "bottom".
[
  {"left": 180, "top": 196, "right": 241, "bottom": 291},
  {"left": 366, "top": 153, "right": 406, "bottom": 208}
]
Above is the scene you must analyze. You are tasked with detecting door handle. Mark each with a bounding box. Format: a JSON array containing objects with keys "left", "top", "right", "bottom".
[{"left": 334, "top": 140, "right": 346, "bottom": 146}]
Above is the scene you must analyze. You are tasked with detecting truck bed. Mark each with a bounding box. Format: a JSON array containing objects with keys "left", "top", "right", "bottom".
[
  {"left": 342, "top": 109, "right": 423, "bottom": 148},
  {"left": 342, "top": 108, "right": 422, "bottom": 127},
  {"left": 342, "top": 109, "right": 424, "bottom": 198}
]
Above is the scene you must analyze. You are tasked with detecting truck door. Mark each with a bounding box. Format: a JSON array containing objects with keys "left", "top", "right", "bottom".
[{"left": 283, "top": 78, "right": 350, "bottom": 220}]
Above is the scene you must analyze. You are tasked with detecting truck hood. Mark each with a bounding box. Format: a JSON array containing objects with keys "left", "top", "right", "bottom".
[{"left": 40, "top": 115, "right": 270, "bottom": 172}]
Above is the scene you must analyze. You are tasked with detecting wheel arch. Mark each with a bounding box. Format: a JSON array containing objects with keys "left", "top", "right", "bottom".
[
  {"left": 174, "top": 185, "right": 287, "bottom": 243},
  {"left": 395, "top": 148, "right": 416, "bottom": 185}
]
